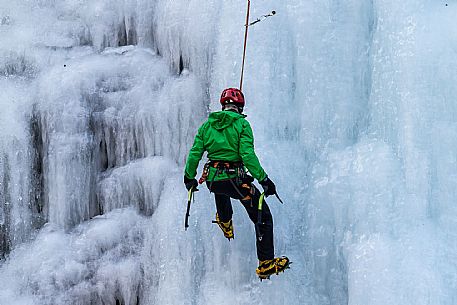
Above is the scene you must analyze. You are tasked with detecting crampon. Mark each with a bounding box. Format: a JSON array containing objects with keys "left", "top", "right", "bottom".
[
  {"left": 212, "top": 213, "right": 234, "bottom": 240},
  {"left": 256, "top": 256, "right": 291, "bottom": 280}
]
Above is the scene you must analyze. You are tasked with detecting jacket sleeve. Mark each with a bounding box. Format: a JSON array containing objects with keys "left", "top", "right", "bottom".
[
  {"left": 239, "top": 120, "right": 267, "bottom": 181},
  {"left": 184, "top": 125, "right": 206, "bottom": 179}
]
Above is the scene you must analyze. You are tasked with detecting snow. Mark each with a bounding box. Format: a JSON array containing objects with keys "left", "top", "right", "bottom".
[{"left": 1, "top": 0, "right": 457, "bottom": 304}]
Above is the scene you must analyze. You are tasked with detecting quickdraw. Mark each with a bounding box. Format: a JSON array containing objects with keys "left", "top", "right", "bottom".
[
  {"left": 239, "top": 0, "right": 277, "bottom": 91},
  {"left": 248, "top": 11, "right": 276, "bottom": 27}
]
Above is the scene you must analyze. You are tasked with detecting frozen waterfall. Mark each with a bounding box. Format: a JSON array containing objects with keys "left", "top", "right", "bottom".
[{"left": 1, "top": 0, "right": 457, "bottom": 304}]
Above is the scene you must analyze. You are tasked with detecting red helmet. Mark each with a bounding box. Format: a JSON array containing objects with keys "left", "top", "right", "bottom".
[{"left": 220, "top": 88, "right": 245, "bottom": 108}]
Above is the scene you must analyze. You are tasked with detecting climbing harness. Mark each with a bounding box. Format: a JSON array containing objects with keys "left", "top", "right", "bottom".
[
  {"left": 199, "top": 160, "right": 245, "bottom": 184},
  {"left": 184, "top": 186, "right": 198, "bottom": 230},
  {"left": 200, "top": 160, "right": 255, "bottom": 202},
  {"left": 239, "top": 0, "right": 277, "bottom": 91}
]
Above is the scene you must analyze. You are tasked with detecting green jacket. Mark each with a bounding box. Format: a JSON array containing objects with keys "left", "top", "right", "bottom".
[{"left": 184, "top": 110, "right": 267, "bottom": 182}]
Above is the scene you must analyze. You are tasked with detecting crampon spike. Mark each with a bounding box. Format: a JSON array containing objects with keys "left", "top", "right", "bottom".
[{"left": 259, "top": 275, "right": 270, "bottom": 281}]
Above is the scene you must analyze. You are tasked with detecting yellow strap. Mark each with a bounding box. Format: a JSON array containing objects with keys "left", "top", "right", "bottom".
[
  {"left": 188, "top": 187, "right": 194, "bottom": 202},
  {"left": 258, "top": 193, "right": 265, "bottom": 211}
]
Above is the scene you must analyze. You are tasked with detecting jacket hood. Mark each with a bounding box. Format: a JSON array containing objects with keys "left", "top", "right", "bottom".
[{"left": 208, "top": 111, "right": 244, "bottom": 130}]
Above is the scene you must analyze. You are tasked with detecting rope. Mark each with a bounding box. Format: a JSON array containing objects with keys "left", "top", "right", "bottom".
[{"left": 239, "top": 0, "right": 251, "bottom": 91}]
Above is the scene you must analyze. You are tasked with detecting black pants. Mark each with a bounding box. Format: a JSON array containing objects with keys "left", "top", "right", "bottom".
[{"left": 207, "top": 178, "right": 274, "bottom": 261}]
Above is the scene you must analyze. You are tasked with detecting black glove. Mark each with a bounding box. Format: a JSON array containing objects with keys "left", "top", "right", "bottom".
[
  {"left": 184, "top": 176, "right": 198, "bottom": 191},
  {"left": 260, "top": 176, "right": 276, "bottom": 197}
]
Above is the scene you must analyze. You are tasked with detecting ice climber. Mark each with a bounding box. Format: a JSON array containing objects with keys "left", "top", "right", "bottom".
[{"left": 184, "top": 88, "right": 290, "bottom": 280}]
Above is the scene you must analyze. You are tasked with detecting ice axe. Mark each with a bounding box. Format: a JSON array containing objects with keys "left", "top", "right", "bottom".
[
  {"left": 274, "top": 192, "right": 284, "bottom": 204},
  {"left": 184, "top": 186, "right": 198, "bottom": 230},
  {"left": 256, "top": 191, "right": 284, "bottom": 241}
]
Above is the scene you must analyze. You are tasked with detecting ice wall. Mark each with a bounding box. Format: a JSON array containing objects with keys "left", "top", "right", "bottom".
[
  {"left": 1, "top": 0, "right": 457, "bottom": 305},
  {"left": 303, "top": 2, "right": 457, "bottom": 305}
]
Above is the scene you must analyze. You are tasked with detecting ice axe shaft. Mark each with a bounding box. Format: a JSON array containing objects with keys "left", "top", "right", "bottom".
[
  {"left": 184, "top": 187, "right": 198, "bottom": 230},
  {"left": 256, "top": 191, "right": 283, "bottom": 240}
]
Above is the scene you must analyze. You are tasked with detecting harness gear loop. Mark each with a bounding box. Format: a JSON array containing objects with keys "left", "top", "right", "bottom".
[
  {"left": 199, "top": 162, "right": 210, "bottom": 184},
  {"left": 199, "top": 161, "right": 245, "bottom": 183}
]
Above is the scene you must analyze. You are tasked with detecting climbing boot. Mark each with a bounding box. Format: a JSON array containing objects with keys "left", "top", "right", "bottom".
[
  {"left": 213, "top": 213, "right": 234, "bottom": 240},
  {"left": 256, "top": 256, "right": 290, "bottom": 280}
]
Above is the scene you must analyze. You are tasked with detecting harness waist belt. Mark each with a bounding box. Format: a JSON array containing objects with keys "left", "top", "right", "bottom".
[{"left": 199, "top": 160, "right": 245, "bottom": 184}]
